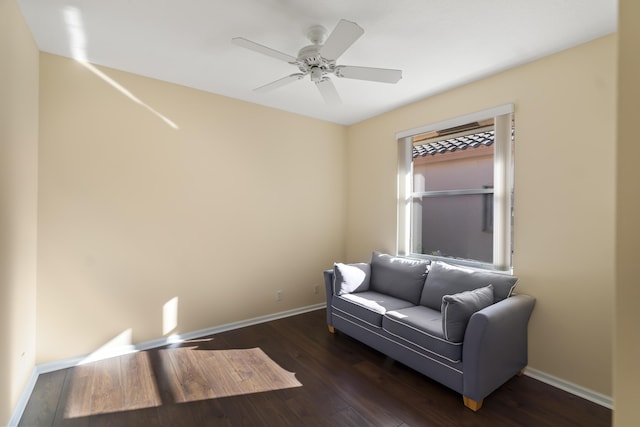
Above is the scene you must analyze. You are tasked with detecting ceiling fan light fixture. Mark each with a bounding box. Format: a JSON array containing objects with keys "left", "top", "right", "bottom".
[{"left": 310, "top": 67, "right": 323, "bottom": 82}]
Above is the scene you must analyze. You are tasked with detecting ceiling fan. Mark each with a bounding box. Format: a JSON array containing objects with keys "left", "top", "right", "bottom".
[{"left": 232, "top": 19, "right": 403, "bottom": 105}]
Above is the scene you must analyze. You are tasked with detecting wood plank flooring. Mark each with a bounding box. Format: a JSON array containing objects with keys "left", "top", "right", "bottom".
[{"left": 19, "top": 309, "right": 611, "bottom": 427}]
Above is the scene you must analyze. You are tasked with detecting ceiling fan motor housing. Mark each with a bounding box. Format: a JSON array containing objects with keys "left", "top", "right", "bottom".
[
  {"left": 306, "top": 25, "right": 327, "bottom": 45},
  {"left": 297, "top": 44, "right": 335, "bottom": 81}
]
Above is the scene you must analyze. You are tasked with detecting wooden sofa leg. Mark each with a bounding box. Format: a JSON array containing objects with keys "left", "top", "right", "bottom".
[
  {"left": 517, "top": 369, "right": 525, "bottom": 377},
  {"left": 463, "top": 396, "right": 483, "bottom": 411},
  {"left": 328, "top": 325, "right": 335, "bottom": 334}
]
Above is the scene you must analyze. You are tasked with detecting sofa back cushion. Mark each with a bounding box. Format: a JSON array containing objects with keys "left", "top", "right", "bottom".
[
  {"left": 333, "top": 262, "right": 371, "bottom": 295},
  {"left": 420, "top": 261, "right": 518, "bottom": 310},
  {"left": 370, "top": 252, "right": 430, "bottom": 305}
]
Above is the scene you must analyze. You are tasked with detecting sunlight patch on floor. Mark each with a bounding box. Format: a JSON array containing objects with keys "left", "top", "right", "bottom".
[
  {"left": 64, "top": 351, "right": 161, "bottom": 418},
  {"left": 160, "top": 346, "right": 302, "bottom": 402},
  {"left": 64, "top": 346, "right": 301, "bottom": 418}
]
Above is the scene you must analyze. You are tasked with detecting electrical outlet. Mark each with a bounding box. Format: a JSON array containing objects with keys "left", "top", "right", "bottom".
[
  {"left": 314, "top": 285, "right": 319, "bottom": 295},
  {"left": 276, "top": 290, "right": 283, "bottom": 301}
]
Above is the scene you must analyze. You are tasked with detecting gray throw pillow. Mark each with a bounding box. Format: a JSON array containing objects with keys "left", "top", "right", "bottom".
[
  {"left": 333, "top": 263, "right": 371, "bottom": 295},
  {"left": 442, "top": 284, "right": 494, "bottom": 342},
  {"left": 420, "top": 261, "right": 518, "bottom": 310},
  {"left": 369, "top": 252, "right": 430, "bottom": 304}
]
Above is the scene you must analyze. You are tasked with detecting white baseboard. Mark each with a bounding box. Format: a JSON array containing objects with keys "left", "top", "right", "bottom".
[
  {"left": 7, "top": 369, "right": 39, "bottom": 427},
  {"left": 524, "top": 367, "right": 613, "bottom": 409},
  {"left": 8, "top": 303, "right": 324, "bottom": 426}
]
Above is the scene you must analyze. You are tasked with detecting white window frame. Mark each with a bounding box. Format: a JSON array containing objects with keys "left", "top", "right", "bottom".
[{"left": 396, "top": 104, "right": 515, "bottom": 272}]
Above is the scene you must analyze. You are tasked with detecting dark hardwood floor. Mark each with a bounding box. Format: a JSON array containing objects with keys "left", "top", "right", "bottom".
[{"left": 19, "top": 309, "right": 611, "bottom": 427}]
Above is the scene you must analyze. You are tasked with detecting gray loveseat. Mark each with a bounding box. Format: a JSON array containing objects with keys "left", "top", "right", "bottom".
[{"left": 323, "top": 252, "right": 536, "bottom": 411}]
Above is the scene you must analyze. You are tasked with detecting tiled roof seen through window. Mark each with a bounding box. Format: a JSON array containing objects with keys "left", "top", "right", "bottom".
[{"left": 412, "top": 130, "right": 495, "bottom": 158}]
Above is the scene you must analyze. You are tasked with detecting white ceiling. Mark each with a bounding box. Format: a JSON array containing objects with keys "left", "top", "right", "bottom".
[{"left": 18, "top": 0, "right": 617, "bottom": 125}]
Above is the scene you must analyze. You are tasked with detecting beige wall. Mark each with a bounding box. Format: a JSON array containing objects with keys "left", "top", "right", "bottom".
[
  {"left": 0, "top": 0, "right": 39, "bottom": 424},
  {"left": 614, "top": 0, "right": 640, "bottom": 425},
  {"left": 37, "top": 53, "right": 347, "bottom": 363},
  {"left": 346, "top": 35, "right": 616, "bottom": 397}
]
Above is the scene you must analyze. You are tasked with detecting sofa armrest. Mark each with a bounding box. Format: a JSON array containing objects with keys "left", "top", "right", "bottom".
[
  {"left": 462, "top": 294, "right": 536, "bottom": 402},
  {"left": 323, "top": 269, "right": 335, "bottom": 327}
]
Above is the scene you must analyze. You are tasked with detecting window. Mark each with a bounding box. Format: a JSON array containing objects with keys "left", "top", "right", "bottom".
[{"left": 397, "top": 105, "right": 514, "bottom": 271}]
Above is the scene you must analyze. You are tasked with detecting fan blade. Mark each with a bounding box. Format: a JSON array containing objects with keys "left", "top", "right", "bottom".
[
  {"left": 254, "top": 73, "right": 304, "bottom": 93},
  {"left": 335, "top": 65, "right": 402, "bottom": 83},
  {"left": 316, "top": 78, "right": 342, "bottom": 105},
  {"left": 232, "top": 37, "right": 298, "bottom": 63},
  {"left": 319, "top": 19, "right": 364, "bottom": 61}
]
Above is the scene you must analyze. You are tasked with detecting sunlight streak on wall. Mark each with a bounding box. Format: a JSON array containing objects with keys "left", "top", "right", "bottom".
[
  {"left": 163, "top": 297, "right": 179, "bottom": 336},
  {"left": 81, "top": 62, "right": 180, "bottom": 129},
  {"left": 63, "top": 6, "right": 86, "bottom": 62},
  {"left": 78, "top": 329, "right": 134, "bottom": 365},
  {"left": 62, "top": 6, "right": 179, "bottom": 130}
]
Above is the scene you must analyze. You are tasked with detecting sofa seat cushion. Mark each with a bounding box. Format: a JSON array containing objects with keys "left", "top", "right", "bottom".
[
  {"left": 420, "top": 261, "right": 518, "bottom": 310},
  {"left": 383, "top": 306, "right": 462, "bottom": 362},
  {"left": 332, "top": 291, "right": 416, "bottom": 328}
]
